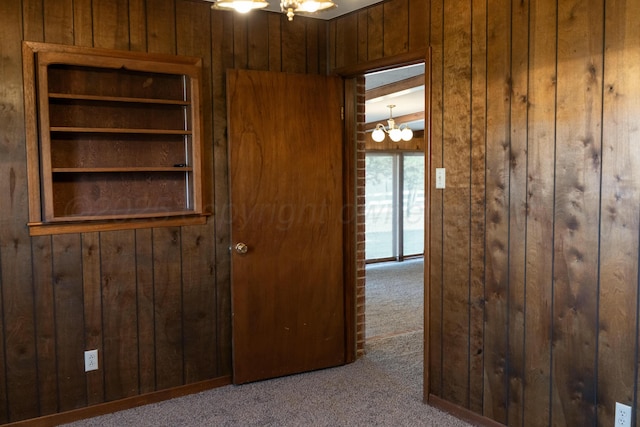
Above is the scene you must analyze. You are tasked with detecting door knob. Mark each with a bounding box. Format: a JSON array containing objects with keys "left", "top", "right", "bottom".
[{"left": 234, "top": 242, "right": 249, "bottom": 254}]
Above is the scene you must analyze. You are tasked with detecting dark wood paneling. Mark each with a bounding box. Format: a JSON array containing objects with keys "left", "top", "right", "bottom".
[
  {"left": 146, "top": 0, "right": 176, "bottom": 54},
  {"left": 366, "top": 4, "right": 384, "bottom": 62},
  {"left": 281, "top": 17, "right": 307, "bottom": 73},
  {"left": 128, "top": 0, "right": 148, "bottom": 52},
  {"left": 552, "top": 0, "right": 603, "bottom": 425},
  {"left": 1, "top": 1, "right": 39, "bottom": 422},
  {"left": 73, "top": 0, "right": 93, "bottom": 47},
  {"left": 81, "top": 232, "right": 104, "bottom": 406},
  {"left": 507, "top": 1, "right": 529, "bottom": 425},
  {"left": 152, "top": 227, "right": 184, "bottom": 390},
  {"left": 101, "top": 231, "right": 139, "bottom": 401},
  {"left": 32, "top": 236, "right": 58, "bottom": 416},
  {"left": 382, "top": 0, "right": 409, "bottom": 57},
  {"left": 522, "top": 0, "right": 556, "bottom": 425},
  {"left": 408, "top": 0, "right": 428, "bottom": 51},
  {"left": 23, "top": 0, "right": 44, "bottom": 42},
  {"left": 483, "top": 0, "right": 511, "bottom": 422},
  {"left": 428, "top": 0, "right": 444, "bottom": 399},
  {"left": 92, "top": 0, "right": 129, "bottom": 50},
  {"left": 599, "top": 2, "right": 640, "bottom": 427},
  {"left": 469, "top": 0, "right": 487, "bottom": 414},
  {"left": 135, "top": 228, "right": 156, "bottom": 393},
  {"left": 248, "top": 12, "right": 270, "bottom": 71},
  {"left": 43, "top": 0, "right": 73, "bottom": 44},
  {"left": 52, "top": 234, "right": 87, "bottom": 412},
  {"left": 268, "top": 13, "right": 282, "bottom": 71},
  {"left": 441, "top": 0, "right": 471, "bottom": 408}
]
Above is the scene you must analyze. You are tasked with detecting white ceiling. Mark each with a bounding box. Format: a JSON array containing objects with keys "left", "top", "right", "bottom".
[{"left": 365, "top": 63, "right": 425, "bottom": 132}]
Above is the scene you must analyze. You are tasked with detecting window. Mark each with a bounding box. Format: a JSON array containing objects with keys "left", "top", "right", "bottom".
[{"left": 365, "top": 152, "right": 424, "bottom": 261}]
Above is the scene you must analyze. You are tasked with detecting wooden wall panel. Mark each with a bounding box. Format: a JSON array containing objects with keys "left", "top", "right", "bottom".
[
  {"left": 522, "top": 0, "right": 556, "bottom": 425},
  {"left": 43, "top": 0, "right": 73, "bottom": 44},
  {"left": 552, "top": 0, "right": 603, "bottom": 425},
  {"left": 32, "top": 236, "right": 58, "bottom": 416},
  {"left": 483, "top": 0, "right": 511, "bottom": 422},
  {"left": 382, "top": 0, "right": 409, "bottom": 57},
  {"left": 440, "top": 0, "right": 471, "bottom": 408},
  {"left": 366, "top": 4, "right": 384, "bottom": 61},
  {"left": 153, "top": 227, "right": 184, "bottom": 390},
  {"left": 248, "top": 12, "right": 270, "bottom": 71},
  {"left": 92, "top": 0, "right": 129, "bottom": 50},
  {"left": 468, "top": 0, "right": 487, "bottom": 415},
  {"left": 81, "top": 232, "right": 104, "bottom": 406},
  {"left": 52, "top": 234, "right": 87, "bottom": 412},
  {"left": 0, "top": 1, "right": 38, "bottom": 422},
  {"left": 600, "top": 1, "right": 640, "bottom": 426},
  {"left": 507, "top": 1, "right": 530, "bottom": 425},
  {"left": 281, "top": 17, "right": 308, "bottom": 73},
  {"left": 101, "top": 231, "right": 139, "bottom": 401},
  {"left": 428, "top": 0, "right": 444, "bottom": 398},
  {"left": 73, "top": 0, "right": 93, "bottom": 47},
  {"left": 135, "top": 228, "right": 156, "bottom": 393},
  {"left": 146, "top": 0, "right": 176, "bottom": 54},
  {"left": 23, "top": 0, "right": 44, "bottom": 42}
]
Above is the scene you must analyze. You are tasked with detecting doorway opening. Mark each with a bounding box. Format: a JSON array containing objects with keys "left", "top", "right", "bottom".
[{"left": 361, "top": 63, "right": 426, "bottom": 394}]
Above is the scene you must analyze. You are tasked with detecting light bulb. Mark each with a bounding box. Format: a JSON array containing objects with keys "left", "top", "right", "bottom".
[
  {"left": 299, "top": 1, "right": 320, "bottom": 12},
  {"left": 234, "top": 2, "right": 253, "bottom": 13},
  {"left": 372, "top": 128, "right": 385, "bottom": 142},
  {"left": 389, "top": 128, "right": 402, "bottom": 142},
  {"left": 401, "top": 127, "right": 413, "bottom": 141}
]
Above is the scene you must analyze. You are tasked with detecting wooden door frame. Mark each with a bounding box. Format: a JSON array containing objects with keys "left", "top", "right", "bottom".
[{"left": 334, "top": 47, "right": 432, "bottom": 398}]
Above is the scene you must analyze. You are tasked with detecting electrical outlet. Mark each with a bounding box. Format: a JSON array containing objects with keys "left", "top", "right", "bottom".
[
  {"left": 84, "top": 349, "right": 98, "bottom": 372},
  {"left": 615, "top": 402, "right": 632, "bottom": 427}
]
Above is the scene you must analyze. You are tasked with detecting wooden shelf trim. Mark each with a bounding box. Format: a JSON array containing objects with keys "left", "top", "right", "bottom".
[
  {"left": 50, "top": 127, "right": 192, "bottom": 135},
  {"left": 52, "top": 167, "right": 193, "bottom": 173},
  {"left": 49, "top": 92, "right": 190, "bottom": 105}
]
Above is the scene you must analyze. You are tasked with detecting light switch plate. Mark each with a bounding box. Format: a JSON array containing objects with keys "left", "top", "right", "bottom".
[{"left": 435, "top": 168, "right": 446, "bottom": 189}]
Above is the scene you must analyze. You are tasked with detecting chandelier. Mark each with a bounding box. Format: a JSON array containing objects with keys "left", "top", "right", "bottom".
[
  {"left": 210, "top": 0, "right": 336, "bottom": 21},
  {"left": 371, "top": 105, "right": 413, "bottom": 143}
]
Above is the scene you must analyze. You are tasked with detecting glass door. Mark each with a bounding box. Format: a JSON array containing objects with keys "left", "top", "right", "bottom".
[{"left": 365, "top": 152, "right": 424, "bottom": 261}]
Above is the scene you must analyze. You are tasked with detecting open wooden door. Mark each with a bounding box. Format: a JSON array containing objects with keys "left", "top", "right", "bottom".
[{"left": 227, "top": 69, "right": 345, "bottom": 384}]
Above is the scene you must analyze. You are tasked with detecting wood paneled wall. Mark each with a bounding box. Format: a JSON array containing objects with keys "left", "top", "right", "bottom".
[
  {"left": 333, "top": 0, "right": 640, "bottom": 426},
  {"left": 0, "top": 0, "right": 328, "bottom": 423}
]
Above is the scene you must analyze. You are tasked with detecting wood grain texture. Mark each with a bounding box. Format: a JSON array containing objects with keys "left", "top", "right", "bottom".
[
  {"left": 507, "top": 1, "right": 529, "bottom": 425},
  {"left": 81, "top": 232, "right": 104, "bottom": 406},
  {"left": 268, "top": 13, "right": 282, "bottom": 71},
  {"left": 135, "top": 229, "right": 156, "bottom": 393},
  {"left": 428, "top": 0, "right": 444, "bottom": 398},
  {"left": 383, "top": 0, "right": 409, "bottom": 57},
  {"left": 522, "top": 0, "right": 556, "bottom": 425},
  {"left": 552, "top": 0, "right": 603, "bottom": 425},
  {"left": 43, "top": 0, "right": 73, "bottom": 44},
  {"left": 52, "top": 234, "right": 87, "bottom": 412},
  {"left": 599, "top": 0, "right": 640, "bottom": 426},
  {"left": 483, "top": 0, "right": 511, "bottom": 421},
  {"left": 247, "top": 12, "right": 269, "bottom": 71},
  {"left": 408, "top": 0, "right": 428, "bottom": 51},
  {"left": 23, "top": 0, "right": 45, "bottom": 42},
  {"left": 367, "top": 4, "right": 384, "bottom": 62},
  {"left": 92, "top": 0, "right": 129, "bottom": 50},
  {"left": 441, "top": 0, "right": 471, "bottom": 408},
  {"left": 146, "top": 0, "right": 176, "bottom": 54},
  {"left": 468, "top": 0, "right": 487, "bottom": 414},
  {"left": 32, "top": 236, "right": 58, "bottom": 416},
  {"left": 73, "top": 0, "right": 93, "bottom": 47},
  {"left": 128, "top": 0, "right": 148, "bottom": 52},
  {"left": 281, "top": 17, "right": 307, "bottom": 73},
  {"left": 0, "top": 1, "right": 39, "bottom": 422},
  {"left": 152, "top": 227, "right": 184, "bottom": 390},
  {"left": 101, "top": 230, "right": 140, "bottom": 401}
]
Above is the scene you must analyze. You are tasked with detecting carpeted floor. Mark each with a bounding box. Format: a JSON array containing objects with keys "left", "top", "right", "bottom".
[{"left": 63, "top": 259, "right": 472, "bottom": 426}]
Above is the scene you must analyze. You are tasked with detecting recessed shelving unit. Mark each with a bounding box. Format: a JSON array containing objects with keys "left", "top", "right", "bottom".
[{"left": 23, "top": 42, "right": 208, "bottom": 235}]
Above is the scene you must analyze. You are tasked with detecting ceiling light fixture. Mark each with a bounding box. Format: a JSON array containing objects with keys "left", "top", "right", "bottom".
[
  {"left": 280, "top": 0, "right": 336, "bottom": 21},
  {"left": 371, "top": 105, "right": 413, "bottom": 143},
  {"left": 208, "top": 0, "right": 336, "bottom": 20},
  {"left": 210, "top": 0, "right": 269, "bottom": 14}
]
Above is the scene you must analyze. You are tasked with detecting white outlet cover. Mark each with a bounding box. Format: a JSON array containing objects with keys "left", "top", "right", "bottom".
[
  {"left": 84, "top": 349, "right": 98, "bottom": 372},
  {"left": 615, "top": 402, "right": 632, "bottom": 427}
]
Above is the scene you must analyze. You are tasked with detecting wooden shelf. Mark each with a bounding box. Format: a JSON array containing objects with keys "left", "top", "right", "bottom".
[
  {"left": 50, "top": 127, "right": 192, "bottom": 135},
  {"left": 49, "top": 93, "right": 190, "bottom": 105},
  {"left": 52, "top": 167, "right": 193, "bottom": 173},
  {"left": 23, "top": 41, "right": 205, "bottom": 235}
]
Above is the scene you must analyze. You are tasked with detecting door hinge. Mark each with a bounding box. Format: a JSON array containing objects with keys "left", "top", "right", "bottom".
[{"left": 341, "top": 106, "right": 344, "bottom": 120}]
